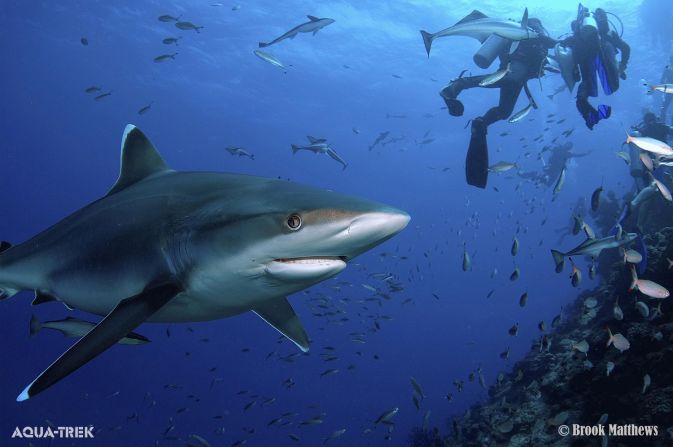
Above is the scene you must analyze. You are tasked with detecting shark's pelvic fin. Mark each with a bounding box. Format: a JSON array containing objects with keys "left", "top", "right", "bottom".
[
  {"left": 17, "top": 281, "right": 181, "bottom": 401},
  {"left": 107, "top": 125, "right": 172, "bottom": 196},
  {"left": 254, "top": 297, "right": 310, "bottom": 353}
]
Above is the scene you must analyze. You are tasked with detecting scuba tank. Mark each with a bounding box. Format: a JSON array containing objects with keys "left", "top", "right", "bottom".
[{"left": 473, "top": 34, "right": 511, "bottom": 69}]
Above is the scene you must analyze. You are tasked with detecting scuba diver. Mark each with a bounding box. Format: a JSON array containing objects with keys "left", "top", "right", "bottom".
[
  {"left": 562, "top": 5, "right": 630, "bottom": 130},
  {"left": 439, "top": 17, "right": 557, "bottom": 188},
  {"left": 517, "top": 142, "right": 590, "bottom": 188},
  {"left": 659, "top": 57, "right": 673, "bottom": 123}
]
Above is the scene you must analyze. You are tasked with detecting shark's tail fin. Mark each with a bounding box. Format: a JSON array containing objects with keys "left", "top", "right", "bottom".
[
  {"left": 550, "top": 249, "right": 565, "bottom": 273},
  {"left": 420, "top": 30, "right": 434, "bottom": 57},
  {"left": 291, "top": 144, "right": 300, "bottom": 154},
  {"left": 258, "top": 42, "right": 269, "bottom": 48},
  {"left": 0, "top": 241, "right": 19, "bottom": 300},
  {"left": 30, "top": 315, "right": 42, "bottom": 337}
]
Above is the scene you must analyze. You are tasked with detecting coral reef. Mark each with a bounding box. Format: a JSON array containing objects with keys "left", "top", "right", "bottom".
[{"left": 430, "top": 227, "right": 673, "bottom": 447}]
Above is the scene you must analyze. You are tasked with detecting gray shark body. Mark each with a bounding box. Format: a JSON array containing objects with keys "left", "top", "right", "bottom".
[
  {"left": 550, "top": 233, "right": 637, "bottom": 273},
  {"left": 259, "top": 15, "right": 335, "bottom": 48},
  {"left": 420, "top": 9, "right": 537, "bottom": 57},
  {"left": 1, "top": 125, "right": 408, "bottom": 400}
]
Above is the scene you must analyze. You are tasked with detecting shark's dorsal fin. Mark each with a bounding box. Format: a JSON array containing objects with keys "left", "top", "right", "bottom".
[
  {"left": 455, "top": 10, "right": 488, "bottom": 26},
  {"left": 521, "top": 8, "right": 529, "bottom": 29},
  {"left": 254, "top": 298, "right": 309, "bottom": 352},
  {"left": 106, "top": 125, "right": 171, "bottom": 196},
  {"left": 307, "top": 15, "right": 320, "bottom": 22}
]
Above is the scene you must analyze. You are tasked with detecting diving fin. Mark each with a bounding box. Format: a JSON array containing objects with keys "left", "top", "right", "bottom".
[
  {"left": 254, "top": 297, "right": 309, "bottom": 352},
  {"left": 466, "top": 118, "right": 489, "bottom": 188},
  {"left": 17, "top": 281, "right": 181, "bottom": 401}
]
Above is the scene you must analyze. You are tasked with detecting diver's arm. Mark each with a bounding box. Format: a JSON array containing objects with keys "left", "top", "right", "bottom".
[
  {"left": 538, "top": 35, "right": 559, "bottom": 49},
  {"left": 613, "top": 33, "right": 631, "bottom": 72}
]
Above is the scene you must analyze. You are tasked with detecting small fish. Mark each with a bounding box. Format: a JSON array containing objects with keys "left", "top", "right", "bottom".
[
  {"left": 176, "top": 21, "right": 203, "bottom": 32},
  {"left": 615, "top": 151, "right": 631, "bottom": 164},
  {"left": 509, "top": 267, "right": 519, "bottom": 281},
  {"left": 571, "top": 339, "right": 589, "bottom": 354},
  {"left": 462, "top": 243, "right": 471, "bottom": 272},
  {"left": 625, "top": 131, "right": 673, "bottom": 156},
  {"left": 410, "top": 376, "right": 424, "bottom": 400},
  {"left": 508, "top": 103, "right": 533, "bottom": 123},
  {"left": 80, "top": 37, "right": 89, "bottom": 46},
  {"left": 588, "top": 259, "right": 597, "bottom": 280},
  {"left": 488, "top": 161, "right": 517, "bottom": 173},
  {"left": 647, "top": 83, "right": 673, "bottom": 93},
  {"left": 508, "top": 323, "right": 518, "bottom": 336},
  {"left": 553, "top": 167, "right": 566, "bottom": 196},
  {"left": 320, "top": 368, "right": 339, "bottom": 377},
  {"left": 158, "top": 15, "right": 181, "bottom": 22},
  {"left": 137, "top": 102, "right": 153, "bottom": 115},
  {"left": 479, "top": 63, "right": 510, "bottom": 87},
  {"left": 253, "top": 49, "right": 287, "bottom": 71},
  {"left": 84, "top": 86, "right": 101, "bottom": 94},
  {"left": 499, "top": 347, "right": 510, "bottom": 360},
  {"left": 187, "top": 434, "right": 211, "bottom": 447},
  {"left": 352, "top": 128, "right": 360, "bottom": 134},
  {"left": 162, "top": 36, "right": 182, "bottom": 45},
  {"left": 642, "top": 374, "right": 651, "bottom": 394},
  {"left": 323, "top": 429, "right": 346, "bottom": 444},
  {"left": 623, "top": 249, "right": 642, "bottom": 264},
  {"left": 374, "top": 407, "right": 399, "bottom": 425},
  {"left": 640, "top": 153, "right": 654, "bottom": 171},
  {"left": 572, "top": 215, "right": 583, "bottom": 235},
  {"left": 94, "top": 92, "right": 112, "bottom": 101},
  {"left": 30, "top": 315, "right": 150, "bottom": 344},
  {"left": 537, "top": 320, "right": 545, "bottom": 332},
  {"left": 569, "top": 258, "right": 581, "bottom": 287},
  {"left": 606, "top": 327, "right": 630, "bottom": 352},
  {"left": 591, "top": 186, "right": 603, "bottom": 212},
  {"left": 606, "top": 361, "right": 615, "bottom": 377},
  {"left": 649, "top": 173, "right": 673, "bottom": 201},
  {"left": 519, "top": 292, "right": 528, "bottom": 307},
  {"left": 613, "top": 298, "right": 624, "bottom": 320},
  {"left": 154, "top": 53, "right": 178, "bottom": 63},
  {"left": 635, "top": 301, "right": 650, "bottom": 318},
  {"left": 511, "top": 237, "right": 519, "bottom": 256},
  {"left": 630, "top": 266, "right": 670, "bottom": 298}
]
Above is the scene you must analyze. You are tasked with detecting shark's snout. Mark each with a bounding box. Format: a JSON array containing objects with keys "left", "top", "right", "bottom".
[{"left": 344, "top": 209, "right": 410, "bottom": 259}]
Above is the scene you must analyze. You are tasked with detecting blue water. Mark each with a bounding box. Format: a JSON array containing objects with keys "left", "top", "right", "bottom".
[{"left": 2, "top": 0, "right": 672, "bottom": 445}]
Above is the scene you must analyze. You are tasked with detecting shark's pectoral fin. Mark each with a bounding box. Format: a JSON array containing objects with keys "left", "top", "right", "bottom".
[
  {"left": 17, "top": 281, "right": 181, "bottom": 401},
  {"left": 509, "top": 40, "right": 520, "bottom": 54},
  {"left": 254, "top": 298, "right": 309, "bottom": 353}
]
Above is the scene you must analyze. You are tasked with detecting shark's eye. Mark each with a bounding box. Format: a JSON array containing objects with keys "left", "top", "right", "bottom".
[{"left": 286, "top": 214, "right": 302, "bottom": 230}]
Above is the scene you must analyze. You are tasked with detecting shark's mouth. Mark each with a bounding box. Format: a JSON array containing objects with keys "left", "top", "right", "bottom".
[
  {"left": 266, "top": 256, "right": 348, "bottom": 281},
  {"left": 274, "top": 256, "right": 348, "bottom": 264}
]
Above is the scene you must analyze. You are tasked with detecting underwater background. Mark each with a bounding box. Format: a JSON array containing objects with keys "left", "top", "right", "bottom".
[{"left": 2, "top": 0, "right": 673, "bottom": 445}]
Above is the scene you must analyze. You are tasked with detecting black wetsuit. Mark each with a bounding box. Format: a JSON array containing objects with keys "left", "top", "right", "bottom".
[
  {"left": 660, "top": 65, "right": 673, "bottom": 123},
  {"left": 442, "top": 35, "right": 557, "bottom": 126},
  {"left": 564, "top": 27, "right": 630, "bottom": 129}
]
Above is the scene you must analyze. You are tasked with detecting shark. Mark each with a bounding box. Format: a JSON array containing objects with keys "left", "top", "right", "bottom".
[
  {"left": 1, "top": 125, "right": 408, "bottom": 400},
  {"left": 551, "top": 233, "right": 637, "bottom": 273},
  {"left": 259, "top": 15, "right": 335, "bottom": 48},
  {"left": 291, "top": 136, "right": 348, "bottom": 170},
  {"left": 420, "top": 9, "right": 537, "bottom": 57}
]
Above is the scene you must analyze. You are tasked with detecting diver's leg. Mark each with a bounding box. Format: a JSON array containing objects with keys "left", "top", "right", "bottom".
[
  {"left": 465, "top": 82, "right": 520, "bottom": 189},
  {"left": 440, "top": 75, "right": 486, "bottom": 117},
  {"left": 576, "top": 60, "right": 611, "bottom": 130}
]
